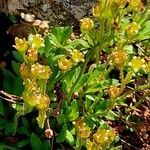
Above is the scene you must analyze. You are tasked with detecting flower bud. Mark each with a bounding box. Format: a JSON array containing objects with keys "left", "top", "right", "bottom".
[{"left": 45, "top": 128, "right": 53, "bottom": 138}]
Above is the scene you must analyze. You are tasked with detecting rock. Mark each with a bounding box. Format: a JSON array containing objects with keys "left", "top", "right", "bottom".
[{"left": 1, "top": 0, "right": 97, "bottom": 25}]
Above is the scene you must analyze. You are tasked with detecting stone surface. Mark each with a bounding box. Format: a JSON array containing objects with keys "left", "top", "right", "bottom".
[{"left": 0, "top": 0, "right": 97, "bottom": 25}]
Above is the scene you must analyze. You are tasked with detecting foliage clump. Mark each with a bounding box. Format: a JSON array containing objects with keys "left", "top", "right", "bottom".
[{"left": 0, "top": 0, "right": 150, "bottom": 149}]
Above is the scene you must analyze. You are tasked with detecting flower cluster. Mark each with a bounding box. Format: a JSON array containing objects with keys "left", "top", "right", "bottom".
[{"left": 14, "top": 34, "right": 51, "bottom": 128}]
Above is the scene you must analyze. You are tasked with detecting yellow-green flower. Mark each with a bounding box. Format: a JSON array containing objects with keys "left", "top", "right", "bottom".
[
  {"left": 93, "top": 128, "right": 116, "bottom": 145},
  {"left": 36, "top": 94, "right": 50, "bottom": 110},
  {"left": 28, "top": 34, "right": 45, "bottom": 49},
  {"left": 80, "top": 18, "right": 94, "bottom": 31},
  {"left": 126, "top": 22, "right": 141, "bottom": 36},
  {"left": 22, "top": 91, "right": 38, "bottom": 106},
  {"left": 13, "top": 37, "right": 29, "bottom": 52},
  {"left": 71, "top": 50, "right": 84, "bottom": 63},
  {"left": 112, "top": 50, "right": 128, "bottom": 67},
  {"left": 31, "top": 63, "right": 52, "bottom": 79},
  {"left": 73, "top": 117, "right": 91, "bottom": 139},
  {"left": 58, "top": 56, "right": 72, "bottom": 70},
  {"left": 129, "top": 56, "right": 145, "bottom": 72}
]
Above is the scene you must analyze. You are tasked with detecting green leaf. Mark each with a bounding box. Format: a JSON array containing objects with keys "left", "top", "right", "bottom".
[
  {"left": 105, "top": 111, "right": 115, "bottom": 120},
  {"left": 44, "top": 35, "right": 51, "bottom": 56},
  {"left": 43, "top": 140, "right": 51, "bottom": 150},
  {"left": 9, "top": 15, "right": 17, "bottom": 23},
  {"left": 51, "top": 26, "right": 72, "bottom": 45},
  {"left": 65, "top": 130, "right": 75, "bottom": 145},
  {"left": 22, "top": 117, "right": 30, "bottom": 130},
  {"left": 30, "top": 133, "right": 43, "bottom": 150},
  {"left": 70, "top": 39, "right": 89, "bottom": 48},
  {"left": 0, "top": 100, "right": 5, "bottom": 116},
  {"left": 16, "top": 139, "right": 30, "bottom": 148},
  {"left": 11, "top": 61, "right": 20, "bottom": 76},
  {"left": 85, "top": 95, "right": 95, "bottom": 101},
  {"left": 2, "top": 69, "right": 23, "bottom": 95},
  {"left": 67, "top": 100, "right": 79, "bottom": 121},
  {"left": 56, "top": 124, "right": 66, "bottom": 143},
  {"left": 75, "top": 74, "right": 90, "bottom": 91},
  {"left": 0, "top": 118, "right": 8, "bottom": 128},
  {"left": 12, "top": 51, "right": 24, "bottom": 62},
  {"left": 57, "top": 114, "right": 66, "bottom": 125}
]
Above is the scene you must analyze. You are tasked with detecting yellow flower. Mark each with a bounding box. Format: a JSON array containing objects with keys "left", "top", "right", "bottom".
[
  {"left": 13, "top": 37, "right": 29, "bottom": 52},
  {"left": 129, "top": 56, "right": 145, "bottom": 72},
  {"left": 28, "top": 34, "right": 45, "bottom": 49},
  {"left": 126, "top": 22, "right": 141, "bottom": 37},
  {"left": 71, "top": 50, "right": 84, "bottom": 63},
  {"left": 58, "top": 56, "right": 72, "bottom": 70},
  {"left": 112, "top": 50, "right": 128, "bottom": 68},
  {"left": 80, "top": 18, "right": 94, "bottom": 31}
]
